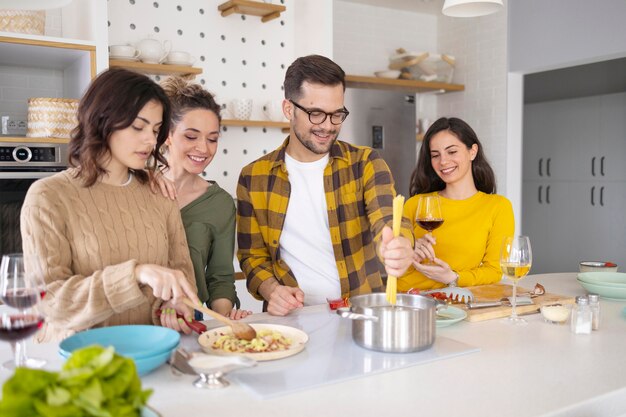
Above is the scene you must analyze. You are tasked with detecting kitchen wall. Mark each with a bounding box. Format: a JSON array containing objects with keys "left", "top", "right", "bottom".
[
  {"left": 333, "top": 1, "right": 509, "bottom": 198},
  {"left": 107, "top": 0, "right": 296, "bottom": 198}
]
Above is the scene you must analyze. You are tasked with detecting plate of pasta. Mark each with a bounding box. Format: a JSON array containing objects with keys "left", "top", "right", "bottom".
[{"left": 198, "top": 324, "right": 309, "bottom": 361}]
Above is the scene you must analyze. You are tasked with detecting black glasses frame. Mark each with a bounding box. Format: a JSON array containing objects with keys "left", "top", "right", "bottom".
[{"left": 289, "top": 100, "right": 349, "bottom": 125}]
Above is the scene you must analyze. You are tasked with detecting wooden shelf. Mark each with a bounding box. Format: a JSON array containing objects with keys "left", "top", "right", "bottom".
[
  {"left": 416, "top": 134, "right": 424, "bottom": 142},
  {"left": 222, "top": 119, "right": 289, "bottom": 133},
  {"left": 0, "top": 136, "right": 69, "bottom": 144},
  {"left": 218, "top": 0, "right": 286, "bottom": 23},
  {"left": 346, "top": 75, "right": 464, "bottom": 93},
  {"left": 108, "top": 59, "right": 202, "bottom": 77}
]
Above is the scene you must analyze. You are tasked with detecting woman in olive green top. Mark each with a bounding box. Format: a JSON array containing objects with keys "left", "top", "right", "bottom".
[{"left": 160, "top": 76, "right": 251, "bottom": 319}]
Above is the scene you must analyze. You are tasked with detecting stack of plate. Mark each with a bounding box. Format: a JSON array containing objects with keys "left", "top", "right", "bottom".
[
  {"left": 59, "top": 325, "right": 180, "bottom": 375},
  {"left": 577, "top": 272, "right": 626, "bottom": 300}
]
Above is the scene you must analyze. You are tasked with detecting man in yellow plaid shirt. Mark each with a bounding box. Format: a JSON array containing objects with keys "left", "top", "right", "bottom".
[{"left": 237, "top": 55, "right": 414, "bottom": 315}]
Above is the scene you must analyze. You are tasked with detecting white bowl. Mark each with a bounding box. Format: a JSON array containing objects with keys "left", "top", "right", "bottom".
[
  {"left": 579, "top": 261, "right": 618, "bottom": 273},
  {"left": 374, "top": 70, "right": 401, "bottom": 79}
]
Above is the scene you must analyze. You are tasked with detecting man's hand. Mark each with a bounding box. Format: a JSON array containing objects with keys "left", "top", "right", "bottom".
[
  {"left": 379, "top": 226, "right": 414, "bottom": 277},
  {"left": 259, "top": 278, "right": 304, "bottom": 316}
]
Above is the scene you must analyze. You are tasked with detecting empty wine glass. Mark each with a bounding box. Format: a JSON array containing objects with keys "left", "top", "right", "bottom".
[
  {"left": 500, "top": 236, "right": 533, "bottom": 325},
  {"left": 415, "top": 195, "right": 444, "bottom": 263},
  {"left": 0, "top": 253, "right": 46, "bottom": 369}
]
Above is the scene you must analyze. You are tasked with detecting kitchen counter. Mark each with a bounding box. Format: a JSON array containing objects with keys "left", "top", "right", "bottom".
[{"left": 2, "top": 273, "right": 626, "bottom": 417}]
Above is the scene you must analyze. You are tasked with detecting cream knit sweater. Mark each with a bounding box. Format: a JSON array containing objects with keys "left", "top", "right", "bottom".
[{"left": 20, "top": 168, "right": 195, "bottom": 342}]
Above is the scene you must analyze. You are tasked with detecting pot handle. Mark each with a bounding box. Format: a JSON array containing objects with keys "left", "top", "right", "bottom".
[{"left": 336, "top": 307, "right": 379, "bottom": 322}]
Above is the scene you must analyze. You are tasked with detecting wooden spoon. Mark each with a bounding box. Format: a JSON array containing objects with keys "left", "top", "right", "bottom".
[{"left": 182, "top": 298, "right": 257, "bottom": 341}]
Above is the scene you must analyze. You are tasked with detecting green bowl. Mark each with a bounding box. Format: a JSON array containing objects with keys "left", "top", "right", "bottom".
[
  {"left": 578, "top": 272, "right": 626, "bottom": 287},
  {"left": 576, "top": 278, "right": 626, "bottom": 301}
]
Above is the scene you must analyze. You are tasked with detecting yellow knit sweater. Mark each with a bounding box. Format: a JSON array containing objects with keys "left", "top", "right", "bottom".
[
  {"left": 20, "top": 169, "right": 195, "bottom": 342},
  {"left": 398, "top": 191, "right": 514, "bottom": 291}
]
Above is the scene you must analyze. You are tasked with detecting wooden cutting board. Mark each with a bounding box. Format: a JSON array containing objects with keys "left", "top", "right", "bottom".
[{"left": 454, "top": 283, "right": 575, "bottom": 322}]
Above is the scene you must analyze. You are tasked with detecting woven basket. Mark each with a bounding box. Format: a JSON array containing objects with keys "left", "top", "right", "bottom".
[
  {"left": 0, "top": 10, "right": 45, "bottom": 35},
  {"left": 27, "top": 98, "right": 79, "bottom": 139}
]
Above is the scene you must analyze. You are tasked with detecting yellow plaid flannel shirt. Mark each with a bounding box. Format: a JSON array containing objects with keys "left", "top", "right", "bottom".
[{"left": 237, "top": 138, "right": 413, "bottom": 302}]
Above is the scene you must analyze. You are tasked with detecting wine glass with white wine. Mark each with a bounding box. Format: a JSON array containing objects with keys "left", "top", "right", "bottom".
[{"left": 500, "top": 236, "right": 532, "bottom": 325}]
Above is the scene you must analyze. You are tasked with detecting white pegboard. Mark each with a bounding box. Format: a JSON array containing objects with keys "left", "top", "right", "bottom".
[{"left": 107, "top": 0, "right": 295, "bottom": 196}]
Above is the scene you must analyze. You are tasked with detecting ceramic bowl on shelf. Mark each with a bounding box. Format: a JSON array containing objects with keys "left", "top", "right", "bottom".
[
  {"left": 229, "top": 99, "right": 253, "bottom": 120},
  {"left": 579, "top": 261, "right": 618, "bottom": 273},
  {"left": 374, "top": 70, "right": 401, "bottom": 79},
  {"left": 164, "top": 51, "right": 195, "bottom": 66}
]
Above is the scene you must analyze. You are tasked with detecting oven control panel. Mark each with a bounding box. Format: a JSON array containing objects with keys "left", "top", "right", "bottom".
[{"left": 0, "top": 142, "right": 67, "bottom": 167}]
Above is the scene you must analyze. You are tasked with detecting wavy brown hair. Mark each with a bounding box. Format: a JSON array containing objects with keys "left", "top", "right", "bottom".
[
  {"left": 160, "top": 76, "right": 221, "bottom": 130},
  {"left": 409, "top": 117, "right": 496, "bottom": 196},
  {"left": 68, "top": 68, "right": 171, "bottom": 186}
]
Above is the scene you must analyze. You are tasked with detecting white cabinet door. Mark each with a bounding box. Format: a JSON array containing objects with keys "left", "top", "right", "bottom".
[
  {"left": 523, "top": 102, "right": 557, "bottom": 181},
  {"left": 602, "top": 182, "right": 626, "bottom": 268}
]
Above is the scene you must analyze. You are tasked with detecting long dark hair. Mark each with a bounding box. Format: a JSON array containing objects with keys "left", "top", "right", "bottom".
[
  {"left": 409, "top": 117, "right": 496, "bottom": 196},
  {"left": 69, "top": 68, "right": 171, "bottom": 186}
]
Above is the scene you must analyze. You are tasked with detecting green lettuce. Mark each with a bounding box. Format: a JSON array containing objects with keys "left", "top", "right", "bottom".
[{"left": 0, "top": 345, "right": 152, "bottom": 417}]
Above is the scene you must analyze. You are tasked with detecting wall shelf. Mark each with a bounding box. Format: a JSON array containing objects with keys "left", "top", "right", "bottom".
[
  {"left": 108, "top": 59, "right": 202, "bottom": 77},
  {"left": 222, "top": 119, "right": 289, "bottom": 133},
  {"left": 346, "top": 75, "right": 464, "bottom": 93},
  {"left": 217, "top": 0, "right": 286, "bottom": 23}
]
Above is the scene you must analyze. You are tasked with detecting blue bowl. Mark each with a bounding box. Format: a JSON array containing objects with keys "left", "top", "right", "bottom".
[{"left": 59, "top": 325, "right": 179, "bottom": 375}]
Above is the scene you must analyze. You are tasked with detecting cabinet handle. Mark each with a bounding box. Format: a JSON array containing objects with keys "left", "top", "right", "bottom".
[
  {"left": 591, "top": 157, "right": 596, "bottom": 176},
  {"left": 538, "top": 185, "right": 542, "bottom": 204},
  {"left": 546, "top": 158, "right": 551, "bottom": 177},
  {"left": 591, "top": 186, "right": 595, "bottom": 206},
  {"left": 538, "top": 158, "right": 543, "bottom": 177},
  {"left": 546, "top": 185, "right": 550, "bottom": 204},
  {"left": 600, "top": 156, "right": 605, "bottom": 176},
  {"left": 600, "top": 186, "right": 604, "bottom": 206}
]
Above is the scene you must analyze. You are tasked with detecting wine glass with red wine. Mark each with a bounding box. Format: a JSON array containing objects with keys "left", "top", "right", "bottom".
[
  {"left": 0, "top": 253, "right": 46, "bottom": 369},
  {"left": 415, "top": 195, "right": 444, "bottom": 263}
]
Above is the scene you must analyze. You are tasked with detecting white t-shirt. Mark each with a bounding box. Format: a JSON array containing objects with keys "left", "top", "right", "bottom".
[{"left": 280, "top": 153, "right": 341, "bottom": 306}]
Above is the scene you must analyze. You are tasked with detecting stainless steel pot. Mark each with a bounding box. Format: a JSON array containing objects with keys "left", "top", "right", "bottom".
[{"left": 337, "top": 293, "right": 436, "bottom": 353}]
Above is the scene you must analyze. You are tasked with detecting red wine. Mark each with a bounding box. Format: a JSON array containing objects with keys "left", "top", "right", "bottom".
[
  {"left": 0, "top": 314, "right": 44, "bottom": 342},
  {"left": 1, "top": 288, "right": 39, "bottom": 309},
  {"left": 417, "top": 219, "right": 444, "bottom": 232}
]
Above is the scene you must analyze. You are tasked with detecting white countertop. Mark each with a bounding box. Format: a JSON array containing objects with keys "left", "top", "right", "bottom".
[{"left": 2, "top": 273, "right": 626, "bottom": 417}]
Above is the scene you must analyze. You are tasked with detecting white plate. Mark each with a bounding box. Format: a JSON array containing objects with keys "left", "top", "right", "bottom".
[
  {"left": 110, "top": 55, "right": 139, "bottom": 62},
  {"left": 198, "top": 324, "right": 308, "bottom": 361},
  {"left": 436, "top": 306, "right": 467, "bottom": 328},
  {"left": 163, "top": 60, "right": 193, "bottom": 66}
]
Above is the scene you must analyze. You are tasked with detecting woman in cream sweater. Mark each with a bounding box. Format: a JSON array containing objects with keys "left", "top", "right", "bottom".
[
  {"left": 20, "top": 68, "right": 202, "bottom": 342},
  {"left": 399, "top": 117, "right": 514, "bottom": 291}
]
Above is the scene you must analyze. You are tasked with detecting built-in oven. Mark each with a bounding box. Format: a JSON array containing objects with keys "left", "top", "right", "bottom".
[{"left": 0, "top": 141, "right": 68, "bottom": 257}]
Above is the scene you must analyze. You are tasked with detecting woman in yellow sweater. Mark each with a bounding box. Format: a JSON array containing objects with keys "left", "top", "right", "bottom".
[
  {"left": 20, "top": 69, "right": 202, "bottom": 342},
  {"left": 399, "top": 117, "right": 514, "bottom": 291}
]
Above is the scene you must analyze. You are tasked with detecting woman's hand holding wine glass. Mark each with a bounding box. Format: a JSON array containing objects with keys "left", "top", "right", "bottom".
[
  {"left": 414, "top": 195, "right": 444, "bottom": 264},
  {"left": 0, "top": 253, "right": 46, "bottom": 369}
]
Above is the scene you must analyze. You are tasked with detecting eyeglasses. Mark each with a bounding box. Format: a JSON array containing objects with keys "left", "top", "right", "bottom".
[{"left": 289, "top": 100, "right": 349, "bottom": 125}]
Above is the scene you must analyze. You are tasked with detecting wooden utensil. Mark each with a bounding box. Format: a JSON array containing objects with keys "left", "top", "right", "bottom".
[{"left": 182, "top": 298, "right": 257, "bottom": 341}]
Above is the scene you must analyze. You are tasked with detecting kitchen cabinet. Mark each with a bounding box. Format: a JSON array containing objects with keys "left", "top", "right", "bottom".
[
  {"left": 108, "top": 59, "right": 202, "bottom": 78},
  {"left": 522, "top": 91, "right": 626, "bottom": 273}
]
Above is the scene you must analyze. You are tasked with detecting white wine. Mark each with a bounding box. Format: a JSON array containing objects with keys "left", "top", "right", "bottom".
[{"left": 501, "top": 263, "right": 531, "bottom": 281}]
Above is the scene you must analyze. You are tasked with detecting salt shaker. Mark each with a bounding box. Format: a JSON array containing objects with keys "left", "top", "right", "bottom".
[
  {"left": 570, "top": 295, "right": 592, "bottom": 334},
  {"left": 588, "top": 293, "right": 600, "bottom": 330}
]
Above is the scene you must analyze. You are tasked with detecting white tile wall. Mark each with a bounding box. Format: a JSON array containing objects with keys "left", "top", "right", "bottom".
[
  {"left": 437, "top": 6, "right": 508, "bottom": 194},
  {"left": 0, "top": 67, "right": 64, "bottom": 120},
  {"left": 333, "top": 1, "right": 437, "bottom": 76},
  {"left": 333, "top": 1, "right": 509, "bottom": 194},
  {"left": 107, "top": 0, "right": 296, "bottom": 198}
]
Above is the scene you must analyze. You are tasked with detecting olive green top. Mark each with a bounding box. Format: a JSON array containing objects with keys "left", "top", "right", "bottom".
[{"left": 181, "top": 181, "right": 239, "bottom": 308}]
